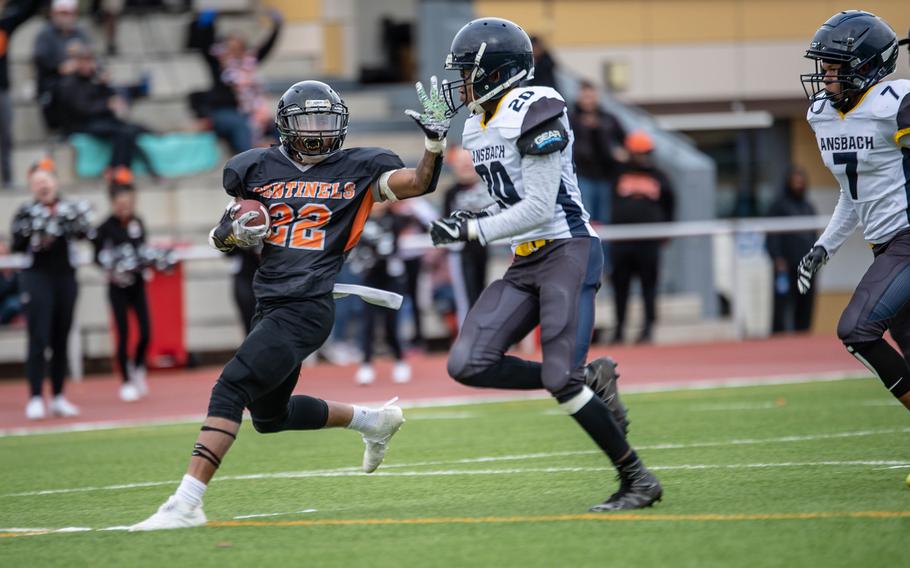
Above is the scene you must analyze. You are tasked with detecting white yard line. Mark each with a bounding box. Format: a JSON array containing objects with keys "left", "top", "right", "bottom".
[
  {"left": 6, "top": 427, "right": 908, "bottom": 498},
  {"left": 3, "top": 460, "right": 908, "bottom": 538}
]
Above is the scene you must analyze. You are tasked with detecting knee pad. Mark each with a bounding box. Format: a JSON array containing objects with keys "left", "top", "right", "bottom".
[
  {"left": 251, "top": 412, "right": 288, "bottom": 434},
  {"left": 447, "top": 336, "right": 480, "bottom": 382},
  {"left": 207, "top": 365, "right": 251, "bottom": 424},
  {"left": 543, "top": 363, "right": 585, "bottom": 401}
]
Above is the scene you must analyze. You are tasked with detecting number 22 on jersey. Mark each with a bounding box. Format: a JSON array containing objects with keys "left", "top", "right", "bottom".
[{"left": 266, "top": 202, "right": 331, "bottom": 250}]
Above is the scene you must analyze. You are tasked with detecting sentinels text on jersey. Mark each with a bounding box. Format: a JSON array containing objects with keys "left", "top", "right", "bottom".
[
  {"left": 223, "top": 145, "right": 403, "bottom": 300},
  {"left": 462, "top": 85, "right": 597, "bottom": 247},
  {"left": 808, "top": 78, "right": 910, "bottom": 253}
]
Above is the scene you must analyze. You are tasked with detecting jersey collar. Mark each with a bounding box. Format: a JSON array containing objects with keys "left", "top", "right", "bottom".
[
  {"left": 480, "top": 95, "right": 509, "bottom": 129},
  {"left": 836, "top": 85, "right": 875, "bottom": 119}
]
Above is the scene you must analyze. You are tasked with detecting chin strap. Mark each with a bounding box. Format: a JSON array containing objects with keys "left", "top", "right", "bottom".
[{"left": 467, "top": 69, "right": 528, "bottom": 115}]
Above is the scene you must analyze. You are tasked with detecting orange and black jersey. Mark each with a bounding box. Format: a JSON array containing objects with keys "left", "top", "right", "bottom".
[{"left": 223, "top": 145, "right": 404, "bottom": 299}]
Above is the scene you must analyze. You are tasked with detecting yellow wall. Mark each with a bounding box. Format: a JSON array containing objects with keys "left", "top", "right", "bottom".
[
  {"left": 262, "top": 0, "right": 321, "bottom": 21},
  {"left": 475, "top": 0, "right": 910, "bottom": 47}
]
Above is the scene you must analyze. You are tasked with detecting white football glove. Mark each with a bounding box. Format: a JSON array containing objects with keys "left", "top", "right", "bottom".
[
  {"left": 404, "top": 76, "right": 450, "bottom": 152},
  {"left": 231, "top": 207, "right": 269, "bottom": 248}
]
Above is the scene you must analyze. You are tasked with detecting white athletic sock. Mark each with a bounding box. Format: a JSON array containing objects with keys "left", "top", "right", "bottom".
[
  {"left": 174, "top": 474, "right": 207, "bottom": 509},
  {"left": 347, "top": 405, "right": 381, "bottom": 434}
]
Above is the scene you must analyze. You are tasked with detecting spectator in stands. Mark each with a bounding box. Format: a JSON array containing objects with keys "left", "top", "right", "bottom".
[
  {"left": 610, "top": 131, "right": 675, "bottom": 345},
  {"left": 390, "top": 198, "right": 436, "bottom": 348},
  {"left": 53, "top": 41, "right": 159, "bottom": 179},
  {"left": 90, "top": 0, "right": 123, "bottom": 56},
  {"left": 443, "top": 146, "right": 494, "bottom": 325},
  {"left": 0, "top": 0, "right": 42, "bottom": 189},
  {"left": 766, "top": 167, "right": 818, "bottom": 333},
  {"left": 0, "top": 238, "right": 22, "bottom": 324},
  {"left": 350, "top": 203, "right": 411, "bottom": 386},
  {"left": 570, "top": 80, "right": 628, "bottom": 225},
  {"left": 527, "top": 36, "right": 559, "bottom": 92},
  {"left": 11, "top": 160, "right": 90, "bottom": 420},
  {"left": 92, "top": 178, "right": 151, "bottom": 402},
  {"left": 187, "top": 8, "right": 282, "bottom": 153},
  {"left": 33, "top": 0, "right": 92, "bottom": 128},
  {"left": 229, "top": 247, "right": 259, "bottom": 335}
]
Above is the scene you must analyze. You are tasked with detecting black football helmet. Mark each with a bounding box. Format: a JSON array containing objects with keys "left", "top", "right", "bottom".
[
  {"left": 801, "top": 11, "right": 898, "bottom": 111},
  {"left": 276, "top": 80, "right": 349, "bottom": 160},
  {"left": 442, "top": 17, "right": 534, "bottom": 116}
]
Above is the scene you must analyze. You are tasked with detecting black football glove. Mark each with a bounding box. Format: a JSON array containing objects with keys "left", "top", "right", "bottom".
[
  {"left": 450, "top": 209, "right": 491, "bottom": 222},
  {"left": 429, "top": 216, "right": 472, "bottom": 246},
  {"left": 797, "top": 245, "right": 828, "bottom": 294}
]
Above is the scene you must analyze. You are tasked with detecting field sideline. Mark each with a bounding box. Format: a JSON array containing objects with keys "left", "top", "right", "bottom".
[{"left": 1, "top": 374, "right": 908, "bottom": 567}]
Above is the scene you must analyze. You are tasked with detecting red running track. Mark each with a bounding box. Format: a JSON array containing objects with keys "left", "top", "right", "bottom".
[{"left": 0, "top": 335, "right": 864, "bottom": 434}]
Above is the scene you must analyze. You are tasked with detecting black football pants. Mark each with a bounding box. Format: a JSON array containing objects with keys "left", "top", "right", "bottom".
[{"left": 208, "top": 293, "right": 335, "bottom": 429}]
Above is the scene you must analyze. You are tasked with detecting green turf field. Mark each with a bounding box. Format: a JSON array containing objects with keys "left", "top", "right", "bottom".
[{"left": 1, "top": 377, "right": 908, "bottom": 567}]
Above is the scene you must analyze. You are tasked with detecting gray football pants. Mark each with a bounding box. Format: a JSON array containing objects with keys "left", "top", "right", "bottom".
[{"left": 447, "top": 237, "right": 603, "bottom": 402}]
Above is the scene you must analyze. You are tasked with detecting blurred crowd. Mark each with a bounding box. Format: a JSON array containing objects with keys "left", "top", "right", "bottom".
[
  {"left": 0, "top": 9, "right": 820, "bottom": 420},
  {"left": 0, "top": 0, "right": 282, "bottom": 187}
]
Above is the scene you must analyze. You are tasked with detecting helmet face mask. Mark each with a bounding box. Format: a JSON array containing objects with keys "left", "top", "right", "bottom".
[
  {"left": 442, "top": 18, "right": 535, "bottom": 116},
  {"left": 800, "top": 11, "right": 898, "bottom": 111},
  {"left": 276, "top": 81, "right": 349, "bottom": 161}
]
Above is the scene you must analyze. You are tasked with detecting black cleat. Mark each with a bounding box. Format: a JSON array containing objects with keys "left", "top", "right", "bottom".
[
  {"left": 590, "top": 460, "right": 662, "bottom": 512},
  {"left": 584, "top": 357, "right": 630, "bottom": 435}
]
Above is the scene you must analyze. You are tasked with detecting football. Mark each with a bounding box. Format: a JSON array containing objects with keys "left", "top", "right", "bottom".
[{"left": 232, "top": 199, "right": 270, "bottom": 229}]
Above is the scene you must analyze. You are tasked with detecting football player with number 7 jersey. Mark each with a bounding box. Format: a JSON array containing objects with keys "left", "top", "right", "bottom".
[
  {"left": 427, "top": 17, "right": 662, "bottom": 512},
  {"left": 132, "top": 79, "right": 452, "bottom": 530},
  {"left": 798, "top": 11, "right": 910, "bottom": 412}
]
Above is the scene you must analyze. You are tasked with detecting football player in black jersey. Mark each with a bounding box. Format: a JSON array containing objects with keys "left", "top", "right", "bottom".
[{"left": 132, "top": 79, "right": 450, "bottom": 530}]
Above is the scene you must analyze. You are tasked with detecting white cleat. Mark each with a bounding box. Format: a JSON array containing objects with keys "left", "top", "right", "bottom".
[
  {"left": 119, "top": 382, "right": 140, "bottom": 402},
  {"left": 361, "top": 398, "right": 405, "bottom": 473},
  {"left": 25, "top": 396, "right": 46, "bottom": 420},
  {"left": 392, "top": 361, "right": 411, "bottom": 384},
  {"left": 131, "top": 365, "right": 149, "bottom": 397},
  {"left": 130, "top": 496, "right": 207, "bottom": 531},
  {"left": 355, "top": 364, "right": 376, "bottom": 386},
  {"left": 49, "top": 395, "right": 80, "bottom": 417}
]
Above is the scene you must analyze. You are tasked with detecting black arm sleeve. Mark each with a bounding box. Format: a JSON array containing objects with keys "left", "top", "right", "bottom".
[
  {"left": 256, "top": 19, "right": 282, "bottom": 62},
  {"left": 517, "top": 115, "right": 569, "bottom": 156},
  {"left": 10, "top": 206, "right": 29, "bottom": 252}
]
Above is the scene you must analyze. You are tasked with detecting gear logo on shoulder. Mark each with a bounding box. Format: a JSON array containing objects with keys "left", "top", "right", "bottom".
[{"left": 533, "top": 130, "right": 565, "bottom": 151}]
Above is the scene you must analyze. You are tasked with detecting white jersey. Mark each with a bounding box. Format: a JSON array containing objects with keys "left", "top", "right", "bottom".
[
  {"left": 461, "top": 86, "right": 597, "bottom": 247},
  {"left": 808, "top": 79, "right": 910, "bottom": 253}
]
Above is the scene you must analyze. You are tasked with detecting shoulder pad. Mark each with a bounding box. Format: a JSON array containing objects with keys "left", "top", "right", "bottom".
[
  {"left": 223, "top": 148, "right": 269, "bottom": 197},
  {"left": 489, "top": 87, "right": 567, "bottom": 138},
  {"left": 342, "top": 147, "right": 406, "bottom": 176},
  {"left": 517, "top": 115, "right": 569, "bottom": 156},
  {"left": 520, "top": 96, "right": 567, "bottom": 137},
  {"left": 806, "top": 98, "right": 836, "bottom": 124}
]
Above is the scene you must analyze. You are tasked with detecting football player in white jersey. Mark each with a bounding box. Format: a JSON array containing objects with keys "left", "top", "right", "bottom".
[
  {"left": 798, "top": 10, "right": 910, "bottom": 412},
  {"left": 421, "top": 17, "right": 661, "bottom": 511}
]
